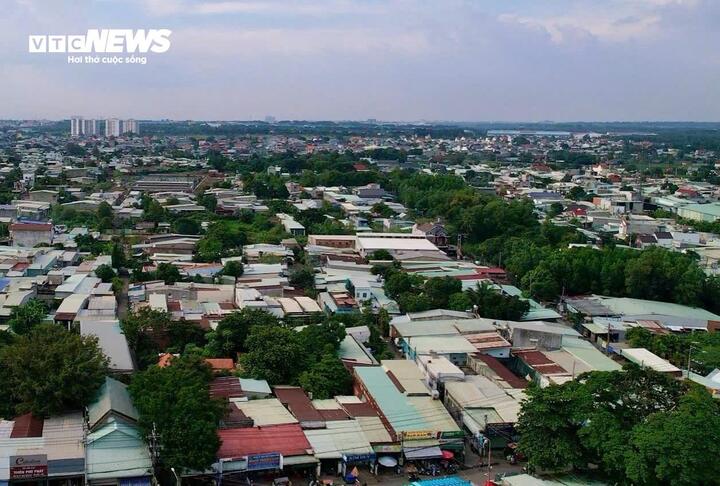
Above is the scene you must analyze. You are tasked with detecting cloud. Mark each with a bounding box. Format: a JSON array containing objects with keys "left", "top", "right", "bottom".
[
  {"left": 498, "top": 12, "right": 661, "bottom": 44},
  {"left": 497, "top": 0, "right": 700, "bottom": 44},
  {"left": 174, "top": 26, "right": 431, "bottom": 58},
  {"left": 142, "top": 0, "right": 387, "bottom": 17}
]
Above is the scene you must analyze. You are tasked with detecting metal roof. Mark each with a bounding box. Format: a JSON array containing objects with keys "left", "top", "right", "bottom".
[
  {"left": 619, "top": 348, "right": 681, "bottom": 373},
  {"left": 234, "top": 398, "right": 297, "bottom": 426}
]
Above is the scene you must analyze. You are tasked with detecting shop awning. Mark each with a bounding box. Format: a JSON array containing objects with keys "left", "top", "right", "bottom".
[
  {"left": 119, "top": 477, "right": 152, "bottom": 486},
  {"left": 404, "top": 445, "right": 443, "bottom": 460},
  {"left": 282, "top": 455, "right": 318, "bottom": 466},
  {"left": 461, "top": 412, "right": 482, "bottom": 436}
]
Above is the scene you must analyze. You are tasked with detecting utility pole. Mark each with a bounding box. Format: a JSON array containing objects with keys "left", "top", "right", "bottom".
[
  {"left": 686, "top": 342, "right": 699, "bottom": 378},
  {"left": 606, "top": 321, "right": 612, "bottom": 355},
  {"left": 149, "top": 422, "right": 160, "bottom": 465},
  {"left": 457, "top": 233, "right": 465, "bottom": 260}
]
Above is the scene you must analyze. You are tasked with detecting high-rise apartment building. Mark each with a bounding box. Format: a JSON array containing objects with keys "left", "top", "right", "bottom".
[
  {"left": 105, "top": 118, "right": 121, "bottom": 137},
  {"left": 122, "top": 119, "right": 140, "bottom": 135},
  {"left": 70, "top": 116, "right": 83, "bottom": 137},
  {"left": 82, "top": 119, "right": 98, "bottom": 136}
]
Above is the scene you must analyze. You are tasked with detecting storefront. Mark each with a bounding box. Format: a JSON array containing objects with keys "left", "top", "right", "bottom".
[
  {"left": 438, "top": 431, "right": 465, "bottom": 456},
  {"left": 4, "top": 455, "right": 84, "bottom": 486}
]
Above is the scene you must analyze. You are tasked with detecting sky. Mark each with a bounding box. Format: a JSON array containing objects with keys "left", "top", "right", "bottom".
[{"left": 1, "top": 0, "right": 719, "bottom": 121}]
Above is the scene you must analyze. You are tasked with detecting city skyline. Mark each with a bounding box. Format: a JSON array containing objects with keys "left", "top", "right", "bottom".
[{"left": 2, "top": 0, "right": 719, "bottom": 121}]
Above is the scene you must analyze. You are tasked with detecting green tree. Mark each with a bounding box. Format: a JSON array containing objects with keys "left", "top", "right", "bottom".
[
  {"left": 397, "top": 293, "right": 432, "bottom": 313},
  {"left": 448, "top": 292, "right": 472, "bottom": 312},
  {"left": 371, "top": 202, "right": 394, "bottom": 218},
  {"left": 111, "top": 241, "right": 125, "bottom": 268},
  {"left": 626, "top": 388, "right": 720, "bottom": 486},
  {"left": 144, "top": 199, "right": 165, "bottom": 223},
  {"left": 0, "top": 324, "right": 109, "bottom": 416},
  {"left": 369, "top": 249, "right": 393, "bottom": 261},
  {"left": 517, "top": 365, "right": 687, "bottom": 480},
  {"left": 156, "top": 263, "right": 181, "bottom": 284},
  {"left": 195, "top": 236, "right": 223, "bottom": 262},
  {"left": 197, "top": 193, "right": 217, "bottom": 212},
  {"left": 97, "top": 216, "right": 113, "bottom": 231},
  {"left": 466, "top": 282, "right": 529, "bottom": 320},
  {"left": 289, "top": 265, "right": 315, "bottom": 291},
  {"left": 384, "top": 270, "right": 423, "bottom": 299},
  {"left": 568, "top": 186, "right": 588, "bottom": 201},
  {"left": 222, "top": 260, "right": 244, "bottom": 279},
  {"left": 298, "top": 353, "right": 352, "bottom": 399},
  {"left": 173, "top": 218, "right": 201, "bottom": 235},
  {"left": 423, "top": 277, "right": 462, "bottom": 308},
  {"left": 128, "top": 355, "right": 223, "bottom": 472},
  {"left": 517, "top": 381, "right": 586, "bottom": 472},
  {"left": 240, "top": 326, "right": 303, "bottom": 385},
  {"left": 97, "top": 201, "right": 113, "bottom": 220},
  {"left": 205, "top": 309, "right": 279, "bottom": 358},
  {"left": 7, "top": 299, "right": 48, "bottom": 335},
  {"left": 121, "top": 308, "right": 175, "bottom": 369},
  {"left": 521, "top": 266, "right": 561, "bottom": 302},
  {"left": 94, "top": 264, "right": 116, "bottom": 283}
]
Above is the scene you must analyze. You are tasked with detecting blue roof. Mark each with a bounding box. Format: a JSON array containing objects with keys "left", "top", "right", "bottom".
[
  {"left": 0, "top": 278, "right": 11, "bottom": 292},
  {"left": 410, "top": 477, "right": 472, "bottom": 486}
]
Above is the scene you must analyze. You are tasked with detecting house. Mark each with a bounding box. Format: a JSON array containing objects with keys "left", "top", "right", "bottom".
[
  {"left": 28, "top": 190, "right": 59, "bottom": 204},
  {"left": 85, "top": 377, "right": 153, "bottom": 485},
  {"left": 618, "top": 348, "right": 682, "bottom": 376},
  {"left": 277, "top": 213, "right": 306, "bottom": 237},
  {"left": 10, "top": 222, "right": 53, "bottom": 247},
  {"left": 677, "top": 202, "right": 720, "bottom": 222},
  {"left": 353, "top": 183, "right": 387, "bottom": 199},
  {"left": 0, "top": 412, "right": 86, "bottom": 485},
  {"left": 411, "top": 220, "right": 448, "bottom": 248},
  {"left": 444, "top": 377, "right": 526, "bottom": 448},
  {"left": 353, "top": 361, "right": 464, "bottom": 460},
  {"left": 355, "top": 233, "right": 448, "bottom": 260},
  {"left": 79, "top": 319, "right": 134, "bottom": 373}
]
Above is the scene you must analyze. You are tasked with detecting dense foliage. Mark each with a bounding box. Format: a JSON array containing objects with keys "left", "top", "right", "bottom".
[
  {"left": 129, "top": 355, "right": 224, "bottom": 472},
  {"left": 627, "top": 326, "right": 720, "bottom": 375},
  {"left": 517, "top": 365, "right": 720, "bottom": 485},
  {"left": 239, "top": 320, "right": 352, "bottom": 399},
  {"left": 0, "top": 324, "right": 109, "bottom": 417},
  {"left": 121, "top": 308, "right": 207, "bottom": 369},
  {"left": 7, "top": 299, "right": 48, "bottom": 335}
]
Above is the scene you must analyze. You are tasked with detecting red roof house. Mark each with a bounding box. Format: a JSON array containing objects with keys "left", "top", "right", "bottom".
[{"left": 218, "top": 423, "right": 312, "bottom": 459}]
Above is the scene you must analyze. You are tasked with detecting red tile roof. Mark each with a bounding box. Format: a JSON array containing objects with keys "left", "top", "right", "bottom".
[
  {"left": 205, "top": 358, "right": 235, "bottom": 371},
  {"left": 218, "top": 424, "right": 311, "bottom": 459},
  {"left": 319, "top": 409, "right": 350, "bottom": 421},
  {"left": 10, "top": 223, "right": 52, "bottom": 232},
  {"left": 514, "top": 350, "right": 568, "bottom": 375},
  {"left": 10, "top": 413, "right": 44, "bottom": 438},
  {"left": 210, "top": 376, "right": 245, "bottom": 399},
  {"left": 158, "top": 353, "right": 176, "bottom": 367},
  {"left": 472, "top": 354, "right": 528, "bottom": 389},
  {"left": 273, "top": 386, "right": 323, "bottom": 423},
  {"left": 341, "top": 402, "right": 379, "bottom": 418}
]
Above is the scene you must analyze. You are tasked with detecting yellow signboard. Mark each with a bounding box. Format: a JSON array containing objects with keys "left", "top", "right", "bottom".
[{"left": 401, "top": 430, "right": 436, "bottom": 441}]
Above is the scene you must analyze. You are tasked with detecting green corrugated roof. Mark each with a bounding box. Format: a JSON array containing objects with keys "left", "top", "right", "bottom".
[
  {"left": 562, "top": 339, "right": 621, "bottom": 372},
  {"left": 88, "top": 377, "right": 138, "bottom": 429},
  {"left": 354, "top": 366, "right": 430, "bottom": 432},
  {"left": 598, "top": 296, "right": 720, "bottom": 321}
]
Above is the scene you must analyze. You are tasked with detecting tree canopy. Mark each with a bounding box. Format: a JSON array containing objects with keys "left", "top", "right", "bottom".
[
  {"left": 205, "top": 309, "right": 279, "bottom": 359},
  {"left": 0, "top": 324, "right": 109, "bottom": 417},
  {"left": 129, "top": 355, "right": 223, "bottom": 472},
  {"left": 516, "top": 365, "right": 716, "bottom": 485},
  {"left": 7, "top": 299, "right": 48, "bottom": 335}
]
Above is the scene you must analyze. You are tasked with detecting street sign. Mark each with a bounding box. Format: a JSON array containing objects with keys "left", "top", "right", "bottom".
[
  {"left": 9, "top": 454, "right": 48, "bottom": 480},
  {"left": 246, "top": 452, "right": 282, "bottom": 471}
]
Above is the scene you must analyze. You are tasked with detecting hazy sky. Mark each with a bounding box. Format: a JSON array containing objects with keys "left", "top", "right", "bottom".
[{"left": 2, "top": 0, "right": 719, "bottom": 121}]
